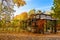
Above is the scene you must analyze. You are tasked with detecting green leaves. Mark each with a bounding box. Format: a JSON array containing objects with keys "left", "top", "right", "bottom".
[
  {"left": 52, "top": 0, "right": 60, "bottom": 19},
  {"left": 28, "top": 9, "right": 36, "bottom": 15}
]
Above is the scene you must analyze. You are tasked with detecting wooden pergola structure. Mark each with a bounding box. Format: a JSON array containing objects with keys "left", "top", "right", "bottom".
[{"left": 27, "top": 13, "right": 57, "bottom": 34}]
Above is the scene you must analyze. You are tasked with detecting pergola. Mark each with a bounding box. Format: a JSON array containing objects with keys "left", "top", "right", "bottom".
[{"left": 27, "top": 13, "right": 57, "bottom": 34}]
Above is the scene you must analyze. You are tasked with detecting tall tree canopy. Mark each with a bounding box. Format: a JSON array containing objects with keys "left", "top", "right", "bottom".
[
  {"left": 51, "top": 0, "right": 60, "bottom": 24},
  {"left": 0, "top": 0, "right": 26, "bottom": 12},
  {"left": 28, "top": 9, "right": 36, "bottom": 15},
  {"left": 52, "top": 0, "right": 60, "bottom": 19}
]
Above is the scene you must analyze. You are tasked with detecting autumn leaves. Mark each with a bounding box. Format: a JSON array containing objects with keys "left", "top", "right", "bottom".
[{"left": 13, "top": 0, "right": 26, "bottom": 7}]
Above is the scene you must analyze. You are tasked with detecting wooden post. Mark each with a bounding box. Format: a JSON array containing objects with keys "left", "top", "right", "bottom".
[{"left": 54, "top": 20, "right": 57, "bottom": 33}]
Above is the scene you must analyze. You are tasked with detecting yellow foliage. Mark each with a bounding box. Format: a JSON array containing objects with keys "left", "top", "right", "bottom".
[
  {"left": 13, "top": 0, "right": 17, "bottom": 3},
  {"left": 13, "top": 0, "right": 26, "bottom": 7},
  {"left": 13, "top": 12, "right": 28, "bottom": 21}
]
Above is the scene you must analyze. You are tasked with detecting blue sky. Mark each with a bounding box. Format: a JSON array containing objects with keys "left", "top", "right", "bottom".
[{"left": 14, "top": 0, "right": 53, "bottom": 16}]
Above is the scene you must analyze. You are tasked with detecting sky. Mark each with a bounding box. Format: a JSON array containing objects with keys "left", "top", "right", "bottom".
[{"left": 13, "top": 0, "right": 53, "bottom": 16}]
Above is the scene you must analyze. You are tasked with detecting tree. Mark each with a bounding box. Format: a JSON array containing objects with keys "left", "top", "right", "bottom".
[
  {"left": 0, "top": 0, "right": 26, "bottom": 28},
  {"left": 0, "top": 0, "right": 26, "bottom": 21},
  {"left": 28, "top": 9, "right": 36, "bottom": 15},
  {"left": 13, "top": 0, "right": 26, "bottom": 7},
  {"left": 52, "top": 0, "right": 60, "bottom": 25},
  {"left": 37, "top": 10, "right": 42, "bottom": 14},
  {"left": 14, "top": 12, "right": 28, "bottom": 21},
  {"left": 52, "top": 0, "right": 60, "bottom": 19}
]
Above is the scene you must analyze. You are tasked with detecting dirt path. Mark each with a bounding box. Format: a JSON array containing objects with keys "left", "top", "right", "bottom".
[{"left": 0, "top": 32, "right": 60, "bottom": 40}]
